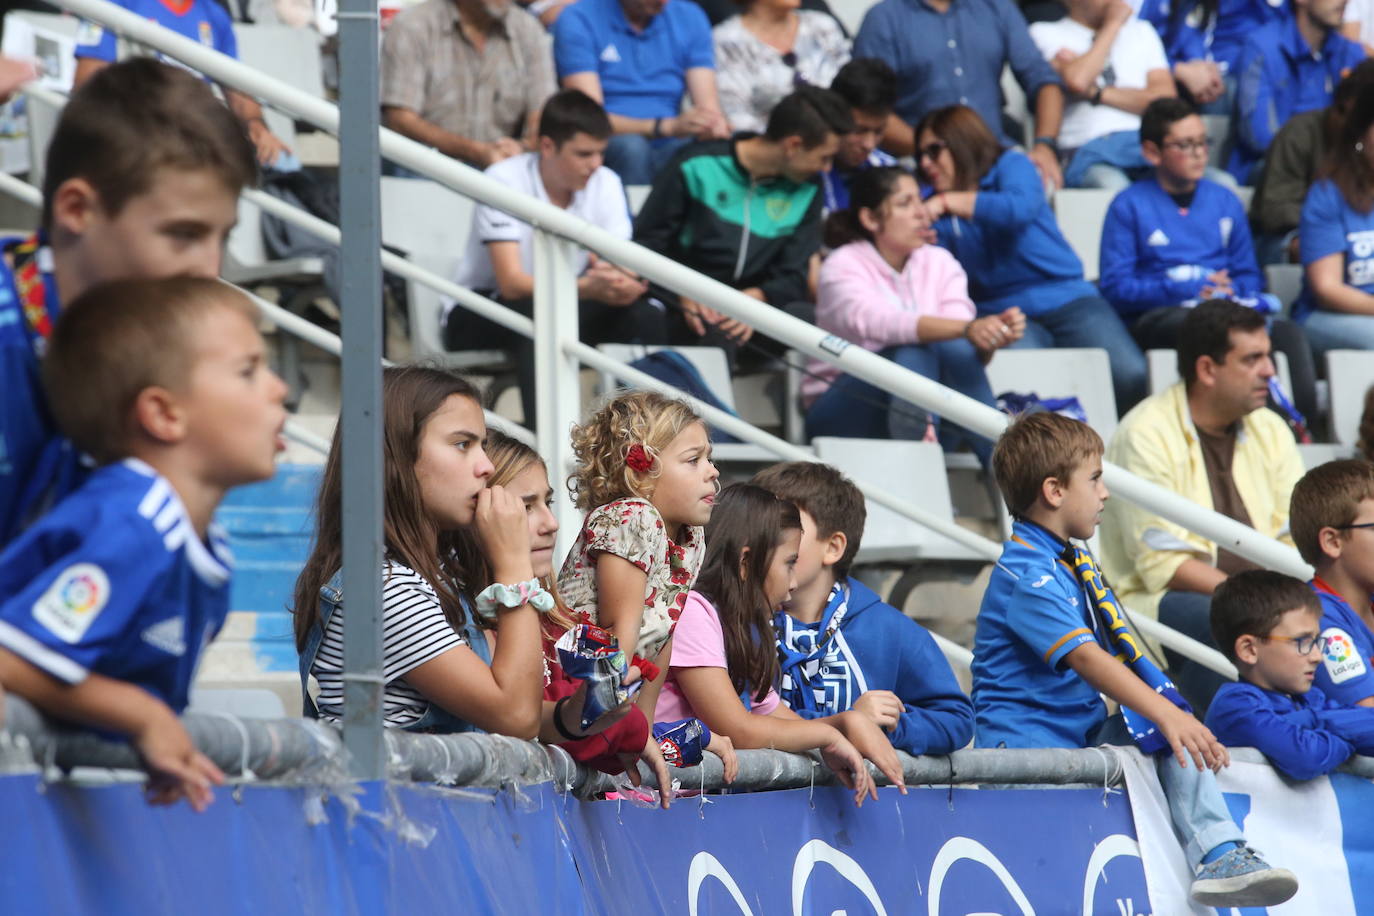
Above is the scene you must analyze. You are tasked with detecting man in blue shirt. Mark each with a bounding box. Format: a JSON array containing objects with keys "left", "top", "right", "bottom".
[
  {"left": 554, "top": 0, "right": 730, "bottom": 185},
  {"left": 1230, "top": 0, "right": 1366, "bottom": 183},
  {"left": 821, "top": 57, "right": 900, "bottom": 215},
  {"left": 853, "top": 0, "right": 1067, "bottom": 189}
]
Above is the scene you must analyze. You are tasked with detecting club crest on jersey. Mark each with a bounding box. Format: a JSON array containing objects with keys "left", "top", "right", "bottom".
[
  {"left": 1322, "top": 627, "right": 1366, "bottom": 683},
  {"left": 33, "top": 563, "right": 110, "bottom": 643},
  {"left": 199, "top": 21, "right": 214, "bottom": 45}
]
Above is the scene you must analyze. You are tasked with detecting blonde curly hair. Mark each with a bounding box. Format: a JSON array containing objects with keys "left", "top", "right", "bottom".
[{"left": 568, "top": 390, "right": 703, "bottom": 511}]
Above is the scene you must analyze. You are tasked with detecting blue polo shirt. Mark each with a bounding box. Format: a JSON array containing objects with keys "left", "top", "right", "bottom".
[
  {"left": 972, "top": 519, "right": 1107, "bottom": 749},
  {"left": 74, "top": 0, "right": 237, "bottom": 64},
  {"left": 1231, "top": 16, "right": 1365, "bottom": 183},
  {"left": 552, "top": 0, "right": 715, "bottom": 120},
  {"left": 853, "top": 0, "right": 1060, "bottom": 144},
  {"left": 1310, "top": 579, "right": 1374, "bottom": 707},
  {"left": 1294, "top": 179, "right": 1374, "bottom": 322}
]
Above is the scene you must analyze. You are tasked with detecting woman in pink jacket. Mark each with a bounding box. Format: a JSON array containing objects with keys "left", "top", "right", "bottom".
[{"left": 803, "top": 166, "right": 1024, "bottom": 465}]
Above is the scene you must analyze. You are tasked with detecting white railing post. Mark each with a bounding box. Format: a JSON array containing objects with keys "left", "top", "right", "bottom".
[{"left": 532, "top": 230, "right": 583, "bottom": 541}]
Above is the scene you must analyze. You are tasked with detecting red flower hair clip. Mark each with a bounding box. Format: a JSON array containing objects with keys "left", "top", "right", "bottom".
[{"left": 625, "top": 443, "right": 654, "bottom": 472}]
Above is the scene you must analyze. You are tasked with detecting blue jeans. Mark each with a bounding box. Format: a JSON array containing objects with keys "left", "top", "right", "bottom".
[
  {"left": 603, "top": 134, "right": 690, "bottom": 186},
  {"left": 804, "top": 339, "right": 997, "bottom": 466},
  {"left": 1301, "top": 309, "right": 1374, "bottom": 356},
  {"left": 1008, "top": 294, "right": 1149, "bottom": 411},
  {"left": 1092, "top": 714, "right": 1243, "bottom": 871}
]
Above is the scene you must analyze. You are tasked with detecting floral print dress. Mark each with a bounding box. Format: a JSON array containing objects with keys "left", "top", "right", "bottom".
[{"left": 557, "top": 497, "right": 705, "bottom": 660}]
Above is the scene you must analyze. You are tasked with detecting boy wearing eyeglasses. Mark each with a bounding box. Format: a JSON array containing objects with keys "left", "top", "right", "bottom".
[
  {"left": 1289, "top": 459, "right": 1374, "bottom": 708},
  {"left": 1205, "top": 570, "right": 1374, "bottom": 780}
]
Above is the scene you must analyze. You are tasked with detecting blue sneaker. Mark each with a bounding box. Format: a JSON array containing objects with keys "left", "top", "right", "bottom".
[{"left": 1190, "top": 845, "right": 1298, "bottom": 907}]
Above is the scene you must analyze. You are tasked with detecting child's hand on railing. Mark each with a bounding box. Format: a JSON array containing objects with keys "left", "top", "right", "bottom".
[{"left": 706, "top": 732, "right": 738, "bottom": 784}]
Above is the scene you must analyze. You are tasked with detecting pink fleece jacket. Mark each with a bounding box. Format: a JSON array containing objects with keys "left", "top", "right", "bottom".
[{"left": 802, "top": 240, "right": 976, "bottom": 405}]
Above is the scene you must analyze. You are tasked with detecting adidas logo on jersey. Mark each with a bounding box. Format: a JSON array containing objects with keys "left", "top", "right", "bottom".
[
  {"left": 600, "top": 43, "right": 621, "bottom": 63},
  {"left": 142, "top": 616, "right": 187, "bottom": 656},
  {"left": 1146, "top": 229, "right": 1170, "bottom": 247}
]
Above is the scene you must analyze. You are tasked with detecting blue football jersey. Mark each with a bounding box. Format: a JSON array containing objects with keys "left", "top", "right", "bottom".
[
  {"left": 74, "top": 0, "right": 237, "bottom": 66},
  {"left": 0, "top": 459, "right": 233, "bottom": 713}
]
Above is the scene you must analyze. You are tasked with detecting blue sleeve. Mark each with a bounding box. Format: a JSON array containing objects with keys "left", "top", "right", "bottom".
[
  {"left": 679, "top": 2, "right": 715, "bottom": 70},
  {"left": 1004, "top": 568, "right": 1095, "bottom": 671},
  {"left": 0, "top": 511, "right": 163, "bottom": 685},
  {"left": 1234, "top": 39, "right": 1281, "bottom": 163},
  {"left": 1098, "top": 191, "right": 1202, "bottom": 313},
  {"left": 887, "top": 619, "right": 975, "bottom": 756},
  {"left": 73, "top": 18, "right": 118, "bottom": 61},
  {"left": 999, "top": 0, "right": 1061, "bottom": 98},
  {"left": 552, "top": 7, "right": 599, "bottom": 79},
  {"left": 213, "top": 5, "right": 238, "bottom": 58},
  {"left": 1300, "top": 181, "right": 1349, "bottom": 266},
  {"left": 1314, "top": 699, "right": 1374, "bottom": 757},
  {"left": 852, "top": 5, "right": 894, "bottom": 64},
  {"left": 1222, "top": 191, "right": 1264, "bottom": 297},
  {"left": 1205, "top": 684, "right": 1354, "bottom": 780},
  {"left": 1315, "top": 621, "right": 1374, "bottom": 706},
  {"left": 971, "top": 153, "right": 1046, "bottom": 232}
]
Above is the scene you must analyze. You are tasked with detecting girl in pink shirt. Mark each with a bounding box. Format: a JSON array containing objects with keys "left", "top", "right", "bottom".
[
  {"left": 803, "top": 167, "right": 1024, "bottom": 466},
  {"left": 656, "top": 484, "right": 908, "bottom": 807}
]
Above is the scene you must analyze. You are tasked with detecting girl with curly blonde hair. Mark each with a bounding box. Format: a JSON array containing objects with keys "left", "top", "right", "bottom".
[{"left": 558, "top": 390, "right": 721, "bottom": 720}]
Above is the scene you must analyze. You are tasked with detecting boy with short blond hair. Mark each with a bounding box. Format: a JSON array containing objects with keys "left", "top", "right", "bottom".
[
  {"left": 0, "top": 57, "right": 256, "bottom": 546},
  {"left": 1288, "top": 459, "right": 1374, "bottom": 708},
  {"left": 0, "top": 277, "right": 287, "bottom": 811},
  {"left": 750, "top": 462, "right": 973, "bottom": 756},
  {"left": 1205, "top": 570, "right": 1374, "bottom": 780},
  {"left": 973, "top": 411, "right": 1297, "bottom": 907}
]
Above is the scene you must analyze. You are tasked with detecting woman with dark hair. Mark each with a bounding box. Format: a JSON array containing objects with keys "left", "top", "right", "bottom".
[
  {"left": 802, "top": 166, "right": 1023, "bottom": 465},
  {"left": 1295, "top": 86, "right": 1374, "bottom": 354},
  {"left": 917, "top": 104, "right": 1149, "bottom": 411}
]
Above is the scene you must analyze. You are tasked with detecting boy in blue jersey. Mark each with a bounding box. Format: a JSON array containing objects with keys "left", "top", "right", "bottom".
[
  {"left": 73, "top": 0, "right": 289, "bottom": 166},
  {"left": 1288, "top": 459, "right": 1374, "bottom": 708},
  {"left": 0, "top": 59, "right": 255, "bottom": 548},
  {"left": 1206, "top": 570, "right": 1374, "bottom": 780},
  {"left": 972, "top": 411, "right": 1298, "bottom": 907},
  {"left": 0, "top": 277, "right": 287, "bottom": 811},
  {"left": 751, "top": 461, "right": 973, "bottom": 756}
]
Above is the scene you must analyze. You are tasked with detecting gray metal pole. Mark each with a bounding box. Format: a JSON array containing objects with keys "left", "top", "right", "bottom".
[{"left": 336, "top": 0, "right": 386, "bottom": 778}]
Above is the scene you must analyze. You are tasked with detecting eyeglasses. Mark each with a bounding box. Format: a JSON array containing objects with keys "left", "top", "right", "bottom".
[
  {"left": 917, "top": 141, "right": 949, "bottom": 162},
  {"left": 1335, "top": 522, "right": 1374, "bottom": 531},
  {"left": 1161, "top": 138, "right": 1211, "bottom": 155},
  {"left": 1261, "top": 633, "right": 1329, "bottom": 655}
]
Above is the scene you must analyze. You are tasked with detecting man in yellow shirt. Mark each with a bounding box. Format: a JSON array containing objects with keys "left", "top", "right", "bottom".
[{"left": 1101, "top": 300, "right": 1304, "bottom": 712}]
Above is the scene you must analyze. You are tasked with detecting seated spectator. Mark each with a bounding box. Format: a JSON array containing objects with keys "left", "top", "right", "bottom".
[
  {"left": 1295, "top": 85, "right": 1374, "bottom": 354},
  {"left": 554, "top": 0, "right": 730, "bottom": 185},
  {"left": 1101, "top": 300, "right": 1305, "bottom": 711},
  {"left": 821, "top": 57, "right": 898, "bottom": 214},
  {"left": 73, "top": 0, "right": 291, "bottom": 167},
  {"left": 751, "top": 462, "right": 975, "bottom": 756},
  {"left": 1230, "top": 0, "right": 1366, "bottom": 185},
  {"left": 1205, "top": 570, "right": 1374, "bottom": 780},
  {"left": 803, "top": 167, "right": 1021, "bottom": 463},
  {"left": 1251, "top": 61, "right": 1374, "bottom": 266},
  {"left": 917, "top": 104, "right": 1148, "bottom": 410},
  {"left": 0, "top": 277, "right": 287, "bottom": 812},
  {"left": 1029, "top": 0, "right": 1177, "bottom": 189},
  {"left": 712, "top": 0, "right": 850, "bottom": 134},
  {"left": 0, "top": 60, "right": 255, "bottom": 549},
  {"left": 633, "top": 86, "right": 851, "bottom": 361},
  {"left": 853, "top": 0, "right": 1067, "bottom": 189},
  {"left": 1288, "top": 459, "right": 1374, "bottom": 708},
  {"left": 1137, "top": 0, "right": 1227, "bottom": 109},
  {"left": 381, "top": 0, "right": 554, "bottom": 170},
  {"left": 442, "top": 89, "right": 665, "bottom": 427},
  {"left": 1099, "top": 97, "right": 1319, "bottom": 426}
]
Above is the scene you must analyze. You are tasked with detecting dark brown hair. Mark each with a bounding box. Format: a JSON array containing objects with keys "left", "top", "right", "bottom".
[
  {"left": 43, "top": 277, "right": 256, "bottom": 464},
  {"left": 292, "top": 366, "right": 487, "bottom": 650},
  {"left": 1176, "top": 299, "right": 1268, "bottom": 387},
  {"left": 1323, "top": 78, "right": 1374, "bottom": 214},
  {"left": 43, "top": 58, "right": 256, "bottom": 230},
  {"left": 1359, "top": 385, "right": 1374, "bottom": 462},
  {"left": 913, "top": 105, "right": 1003, "bottom": 191},
  {"left": 1210, "top": 570, "right": 1321, "bottom": 665},
  {"left": 751, "top": 461, "right": 865, "bottom": 579},
  {"left": 822, "top": 165, "right": 912, "bottom": 250},
  {"left": 1288, "top": 458, "right": 1374, "bottom": 566},
  {"left": 693, "top": 484, "right": 802, "bottom": 703},
  {"left": 991, "top": 412, "right": 1104, "bottom": 516}
]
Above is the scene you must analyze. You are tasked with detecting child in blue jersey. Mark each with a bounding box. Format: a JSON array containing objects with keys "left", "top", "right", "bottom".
[
  {"left": 1206, "top": 570, "right": 1374, "bottom": 780},
  {"left": 750, "top": 461, "right": 974, "bottom": 756},
  {"left": 0, "top": 59, "right": 255, "bottom": 549},
  {"left": 0, "top": 277, "right": 288, "bottom": 811},
  {"left": 1099, "top": 97, "right": 1318, "bottom": 423},
  {"left": 73, "top": 0, "right": 289, "bottom": 166},
  {"left": 1288, "top": 459, "right": 1374, "bottom": 707},
  {"left": 972, "top": 411, "right": 1298, "bottom": 907}
]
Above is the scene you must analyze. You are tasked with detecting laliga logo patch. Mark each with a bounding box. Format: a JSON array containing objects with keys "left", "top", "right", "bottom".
[
  {"left": 33, "top": 563, "right": 110, "bottom": 643},
  {"left": 1322, "top": 628, "right": 1366, "bottom": 684},
  {"left": 199, "top": 21, "right": 214, "bottom": 46}
]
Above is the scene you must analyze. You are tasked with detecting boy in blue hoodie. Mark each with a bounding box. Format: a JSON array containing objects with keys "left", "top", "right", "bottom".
[
  {"left": 1205, "top": 570, "right": 1374, "bottom": 780},
  {"left": 751, "top": 461, "right": 973, "bottom": 756},
  {"left": 972, "top": 410, "right": 1297, "bottom": 907}
]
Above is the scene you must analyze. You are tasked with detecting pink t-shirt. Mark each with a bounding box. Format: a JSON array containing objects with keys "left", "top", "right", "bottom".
[{"left": 655, "top": 590, "right": 780, "bottom": 723}]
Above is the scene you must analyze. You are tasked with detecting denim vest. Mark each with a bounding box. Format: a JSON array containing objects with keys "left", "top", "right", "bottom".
[{"left": 298, "top": 569, "right": 491, "bottom": 734}]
